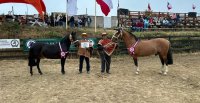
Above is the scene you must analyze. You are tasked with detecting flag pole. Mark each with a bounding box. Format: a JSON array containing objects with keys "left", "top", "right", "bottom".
[
  {"left": 12, "top": 6, "right": 14, "bottom": 15},
  {"left": 117, "top": 0, "right": 119, "bottom": 27},
  {"left": 66, "top": 0, "right": 68, "bottom": 30},
  {"left": 95, "top": 0, "right": 97, "bottom": 32}
]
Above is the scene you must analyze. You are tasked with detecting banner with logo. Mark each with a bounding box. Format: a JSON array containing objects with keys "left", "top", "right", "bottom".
[
  {"left": 23, "top": 38, "right": 99, "bottom": 52},
  {"left": 0, "top": 39, "right": 20, "bottom": 49},
  {"left": 23, "top": 38, "right": 61, "bottom": 52}
]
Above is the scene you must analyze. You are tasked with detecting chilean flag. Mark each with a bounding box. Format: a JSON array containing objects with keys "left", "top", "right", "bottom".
[
  {"left": 96, "top": 0, "right": 113, "bottom": 16},
  {"left": 192, "top": 4, "right": 196, "bottom": 10},
  {"left": 167, "top": 2, "right": 172, "bottom": 10},
  {"left": 148, "top": 3, "right": 151, "bottom": 11}
]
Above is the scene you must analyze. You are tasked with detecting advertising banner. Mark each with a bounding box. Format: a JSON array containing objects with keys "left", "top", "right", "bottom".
[
  {"left": 23, "top": 38, "right": 99, "bottom": 52},
  {"left": 0, "top": 39, "right": 20, "bottom": 49}
]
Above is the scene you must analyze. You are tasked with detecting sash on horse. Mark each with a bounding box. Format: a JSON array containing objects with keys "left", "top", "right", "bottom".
[
  {"left": 127, "top": 40, "right": 139, "bottom": 55},
  {"left": 59, "top": 42, "right": 68, "bottom": 58},
  {"left": 98, "top": 39, "right": 117, "bottom": 56}
]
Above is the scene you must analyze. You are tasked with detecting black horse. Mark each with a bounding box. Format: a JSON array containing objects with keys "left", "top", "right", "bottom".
[{"left": 28, "top": 31, "right": 77, "bottom": 76}]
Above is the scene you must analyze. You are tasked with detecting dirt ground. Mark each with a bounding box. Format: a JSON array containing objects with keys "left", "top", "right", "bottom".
[{"left": 0, "top": 53, "right": 200, "bottom": 103}]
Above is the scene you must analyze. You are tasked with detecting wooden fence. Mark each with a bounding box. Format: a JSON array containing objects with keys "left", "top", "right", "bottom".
[{"left": 0, "top": 36, "right": 200, "bottom": 59}]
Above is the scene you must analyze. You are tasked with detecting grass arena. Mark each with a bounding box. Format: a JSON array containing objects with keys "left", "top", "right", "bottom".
[{"left": 0, "top": 53, "right": 200, "bottom": 103}]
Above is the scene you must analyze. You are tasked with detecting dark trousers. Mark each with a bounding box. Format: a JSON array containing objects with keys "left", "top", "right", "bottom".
[
  {"left": 79, "top": 55, "right": 90, "bottom": 72},
  {"left": 100, "top": 52, "right": 111, "bottom": 73}
]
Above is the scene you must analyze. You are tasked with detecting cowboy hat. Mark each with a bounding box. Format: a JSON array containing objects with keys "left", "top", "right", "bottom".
[
  {"left": 101, "top": 32, "right": 108, "bottom": 36},
  {"left": 81, "top": 33, "right": 87, "bottom": 37}
]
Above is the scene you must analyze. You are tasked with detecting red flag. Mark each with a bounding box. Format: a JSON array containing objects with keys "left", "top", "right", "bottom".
[
  {"left": 0, "top": 0, "right": 46, "bottom": 18},
  {"left": 192, "top": 4, "right": 196, "bottom": 10},
  {"left": 167, "top": 2, "right": 172, "bottom": 10},
  {"left": 148, "top": 3, "right": 151, "bottom": 11},
  {"left": 96, "top": 0, "right": 113, "bottom": 16}
]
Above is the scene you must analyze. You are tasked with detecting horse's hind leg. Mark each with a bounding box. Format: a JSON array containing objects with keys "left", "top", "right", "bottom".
[
  {"left": 36, "top": 58, "right": 43, "bottom": 75},
  {"left": 159, "top": 55, "right": 165, "bottom": 74},
  {"left": 133, "top": 58, "right": 139, "bottom": 74},
  {"left": 163, "top": 59, "right": 169, "bottom": 75},
  {"left": 61, "top": 58, "right": 66, "bottom": 74},
  {"left": 160, "top": 55, "right": 168, "bottom": 75}
]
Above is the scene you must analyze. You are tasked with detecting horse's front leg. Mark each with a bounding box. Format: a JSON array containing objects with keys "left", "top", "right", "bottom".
[
  {"left": 133, "top": 57, "right": 139, "bottom": 74},
  {"left": 36, "top": 58, "right": 43, "bottom": 75},
  {"left": 61, "top": 58, "right": 66, "bottom": 74},
  {"left": 30, "top": 66, "right": 33, "bottom": 76}
]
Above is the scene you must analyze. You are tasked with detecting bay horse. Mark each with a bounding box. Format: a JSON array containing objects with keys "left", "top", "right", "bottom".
[
  {"left": 112, "top": 28, "right": 173, "bottom": 75},
  {"left": 28, "top": 31, "right": 77, "bottom": 76}
]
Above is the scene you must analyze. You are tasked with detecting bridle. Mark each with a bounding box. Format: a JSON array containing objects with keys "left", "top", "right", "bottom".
[
  {"left": 69, "top": 33, "right": 79, "bottom": 44},
  {"left": 111, "top": 29, "right": 123, "bottom": 41},
  {"left": 69, "top": 33, "right": 73, "bottom": 42}
]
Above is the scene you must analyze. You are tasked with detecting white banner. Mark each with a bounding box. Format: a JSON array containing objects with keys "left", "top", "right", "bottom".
[
  {"left": 0, "top": 39, "right": 20, "bottom": 49},
  {"left": 67, "top": 0, "right": 78, "bottom": 16}
]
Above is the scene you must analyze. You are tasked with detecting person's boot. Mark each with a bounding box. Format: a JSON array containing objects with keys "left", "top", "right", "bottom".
[{"left": 106, "top": 71, "right": 111, "bottom": 74}]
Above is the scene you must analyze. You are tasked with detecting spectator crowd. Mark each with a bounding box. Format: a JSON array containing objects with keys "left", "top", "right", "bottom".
[
  {"left": 131, "top": 13, "right": 181, "bottom": 32},
  {"left": 0, "top": 13, "right": 92, "bottom": 28}
]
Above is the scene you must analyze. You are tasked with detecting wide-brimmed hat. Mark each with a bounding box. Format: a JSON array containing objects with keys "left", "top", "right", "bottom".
[
  {"left": 81, "top": 33, "right": 87, "bottom": 37},
  {"left": 101, "top": 32, "right": 108, "bottom": 36}
]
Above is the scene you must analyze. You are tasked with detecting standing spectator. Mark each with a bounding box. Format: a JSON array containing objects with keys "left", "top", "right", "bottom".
[
  {"left": 87, "top": 16, "right": 92, "bottom": 27},
  {"left": 62, "top": 15, "right": 66, "bottom": 27},
  {"left": 143, "top": 17, "right": 149, "bottom": 30},
  {"left": 97, "top": 33, "right": 117, "bottom": 74},
  {"left": 131, "top": 18, "right": 137, "bottom": 31},
  {"left": 69, "top": 16, "right": 75, "bottom": 28},
  {"left": 176, "top": 14, "right": 180, "bottom": 23},
  {"left": 50, "top": 15, "right": 54, "bottom": 26},
  {"left": 149, "top": 16, "right": 154, "bottom": 28},
  {"left": 77, "top": 17, "right": 82, "bottom": 28},
  {"left": 76, "top": 33, "right": 93, "bottom": 74},
  {"left": 81, "top": 16, "right": 86, "bottom": 27},
  {"left": 136, "top": 19, "right": 144, "bottom": 32},
  {"left": 56, "top": 14, "right": 61, "bottom": 26}
]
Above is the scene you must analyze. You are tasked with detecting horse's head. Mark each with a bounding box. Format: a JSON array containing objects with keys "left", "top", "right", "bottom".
[
  {"left": 69, "top": 31, "right": 78, "bottom": 44},
  {"left": 111, "top": 28, "right": 123, "bottom": 42}
]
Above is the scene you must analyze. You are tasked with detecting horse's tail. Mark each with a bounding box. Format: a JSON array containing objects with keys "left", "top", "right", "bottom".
[
  {"left": 28, "top": 48, "right": 37, "bottom": 66},
  {"left": 167, "top": 45, "right": 173, "bottom": 65}
]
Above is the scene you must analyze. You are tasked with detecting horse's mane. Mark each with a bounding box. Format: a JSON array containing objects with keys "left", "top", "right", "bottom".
[
  {"left": 126, "top": 30, "right": 139, "bottom": 41},
  {"left": 60, "top": 34, "right": 70, "bottom": 43}
]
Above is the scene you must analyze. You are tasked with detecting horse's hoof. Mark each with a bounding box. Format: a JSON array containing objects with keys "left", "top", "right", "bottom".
[
  {"left": 39, "top": 73, "right": 43, "bottom": 75},
  {"left": 159, "top": 71, "right": 164, "bottom": 74},
  {"left": 163, "top": 72, "right": 167, "bottom": 75},
  {"left": 62, "top": 71, "right": 65, "bottom": 74},
  {"left": 135, "top": 72, "right": 139, "bottom": 75}
]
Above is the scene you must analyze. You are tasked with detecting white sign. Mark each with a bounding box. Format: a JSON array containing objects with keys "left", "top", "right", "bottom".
[
  {"left": 0, "top": 39, "right": 20, "bottom": 49},
  {"left": 81, "top": 42, "right": 89, "bottom": 48}
]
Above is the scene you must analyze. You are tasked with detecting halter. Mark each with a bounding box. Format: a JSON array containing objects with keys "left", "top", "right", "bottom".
[
  {"left": 69, "top": 33, "right": 73, "bottom": 42},
  {"left": 69, "top": 33, "right": 79, "bottom": 44},
  {"left": 111, "top": 29, "right": 123, "bottom": 41}
]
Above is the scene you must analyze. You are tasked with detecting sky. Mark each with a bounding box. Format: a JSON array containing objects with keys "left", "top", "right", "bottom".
[{"left": 0, "top": 0, "right": 200, "bottom": 16}]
